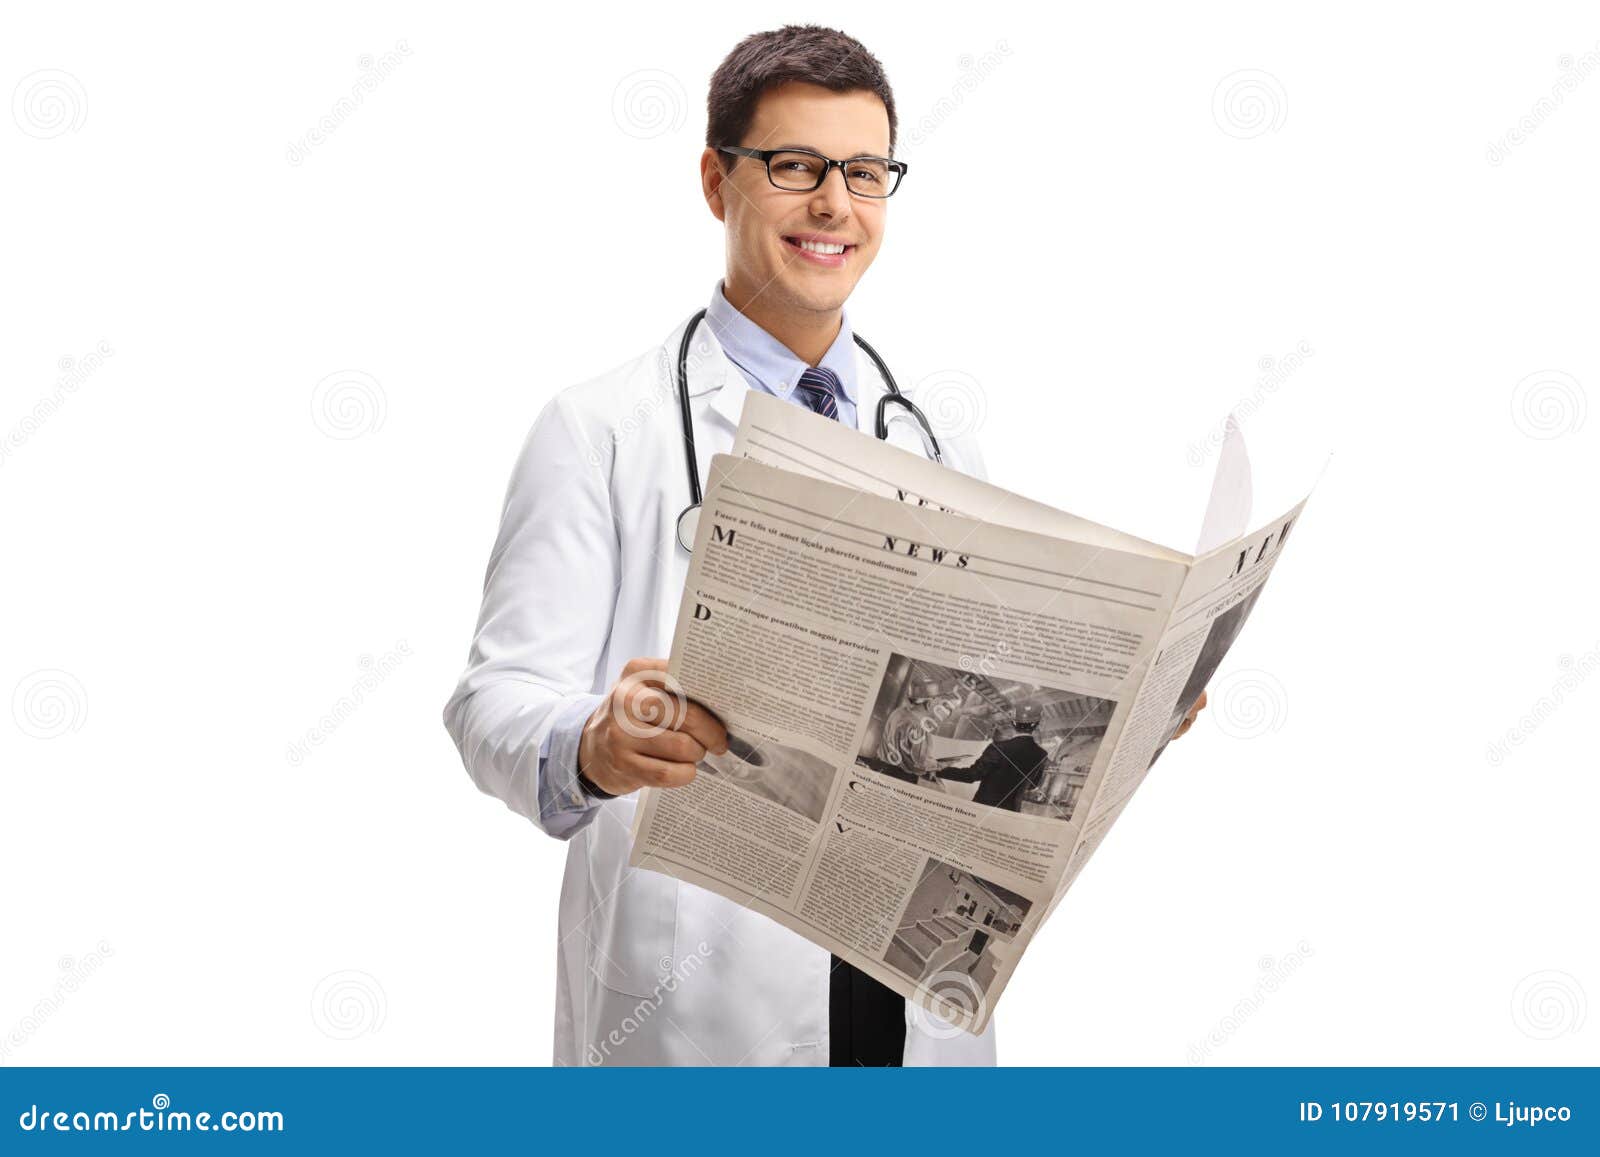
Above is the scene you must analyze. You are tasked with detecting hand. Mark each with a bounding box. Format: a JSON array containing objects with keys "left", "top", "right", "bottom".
[
  {"left": 577, "top": 657, "right": 728, "bottom": 796},
  {"left": 1171, "top": 690, "right": 1208, "bottom": 741}
]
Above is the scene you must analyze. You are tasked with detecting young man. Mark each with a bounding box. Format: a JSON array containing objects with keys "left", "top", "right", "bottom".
[{"left": 444, "top": 25, "right": 1205, "bottom": 1067}]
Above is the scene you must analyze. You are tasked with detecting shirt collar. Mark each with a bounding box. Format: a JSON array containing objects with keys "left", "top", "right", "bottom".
[{"left": 704, "top": 279, "right": 858, "bottom": 405}]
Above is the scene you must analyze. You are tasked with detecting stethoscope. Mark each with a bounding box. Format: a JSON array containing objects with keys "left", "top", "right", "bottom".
[{"left": 675, "top": 307, "right": 943, "bottom": 552}]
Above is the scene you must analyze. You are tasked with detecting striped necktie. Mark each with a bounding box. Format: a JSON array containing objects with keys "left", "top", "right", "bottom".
[{"left": 793, "top": 365, "right": 841, "bottom": 421}]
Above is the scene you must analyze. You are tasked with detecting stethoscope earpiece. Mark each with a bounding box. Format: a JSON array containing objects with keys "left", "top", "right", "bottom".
[{"left": 673, "top": 309, "right": 943, "bottom": 554}]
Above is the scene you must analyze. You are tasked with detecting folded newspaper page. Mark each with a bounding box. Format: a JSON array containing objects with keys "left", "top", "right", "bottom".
[{"left": 628, "top": 395, "right": 1309, "bottom": 1034}]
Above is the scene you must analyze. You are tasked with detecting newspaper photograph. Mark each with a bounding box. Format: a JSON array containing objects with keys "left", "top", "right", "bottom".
[{"left": 628, "top": 398, "right": 1309, "bottom": 1033}]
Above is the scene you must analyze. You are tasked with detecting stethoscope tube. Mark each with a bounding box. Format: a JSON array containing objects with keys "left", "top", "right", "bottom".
[{"left": 675, "top": 309, "right": 944, "bottom": 552}]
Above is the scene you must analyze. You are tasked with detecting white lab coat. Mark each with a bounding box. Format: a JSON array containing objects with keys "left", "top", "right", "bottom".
[{"left": 444, "top": 312, "right": 997, "bottom": 1066}]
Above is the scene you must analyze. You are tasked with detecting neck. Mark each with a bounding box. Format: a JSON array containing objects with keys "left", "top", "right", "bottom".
[{"left": 722, "top": 277, "right": 841, "bottom": 367}]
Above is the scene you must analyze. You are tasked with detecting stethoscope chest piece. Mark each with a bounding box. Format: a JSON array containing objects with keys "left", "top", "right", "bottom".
[{"left": 675, "top": 503, "right": 700, "bottom": 554}]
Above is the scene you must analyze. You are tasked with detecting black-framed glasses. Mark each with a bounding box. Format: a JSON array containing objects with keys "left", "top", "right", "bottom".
[{"left": 717, "top": 145, "right": 907, "bottom": 198}]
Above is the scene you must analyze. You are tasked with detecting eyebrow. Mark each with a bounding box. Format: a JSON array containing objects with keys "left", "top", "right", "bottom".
[{"left": 770, "top": 143, "right": 892, "bottom": 158}]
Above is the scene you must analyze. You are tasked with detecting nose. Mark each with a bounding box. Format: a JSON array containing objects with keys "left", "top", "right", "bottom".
[{"left": 807, "top": 164, "right": 853, "bottom": 221}]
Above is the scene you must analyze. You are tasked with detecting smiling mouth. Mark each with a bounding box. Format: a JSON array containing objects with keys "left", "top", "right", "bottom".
[{"left": 782, "top": 235, "right": 856, "bottom": 266}]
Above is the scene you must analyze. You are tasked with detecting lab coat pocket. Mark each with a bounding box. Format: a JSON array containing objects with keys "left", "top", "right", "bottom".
[{"left": 585, "top": 808, "right": 679, "bottom": 999}]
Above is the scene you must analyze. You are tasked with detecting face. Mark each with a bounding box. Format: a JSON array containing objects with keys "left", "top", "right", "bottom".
[{"left": 703, "top": 81, "right": 892, "bottom": 316}]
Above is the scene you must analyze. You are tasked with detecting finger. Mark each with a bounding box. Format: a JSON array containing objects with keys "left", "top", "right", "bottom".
[
  {"left": 621, "top": 656, "right": 670, "bottom": 679},
  {"left": 621, "top": 751, "right": 699, "bottom": 789},
  {"left": 676, "top": 699, "right": 729, "bottom": 755},
  {"left": 636, "top": 728, "right": 708, "bottom": 764},
  {"left": 618, "top": 678, "right": 689, "bottom": 736},
  {"left": 1194, "top": 690, "right": 1208, "bottom": 712}
]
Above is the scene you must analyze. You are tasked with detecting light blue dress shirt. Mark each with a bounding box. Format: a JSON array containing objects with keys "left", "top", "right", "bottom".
[{"left": 533, "top": 282, "right": 859, "bottom": 827}]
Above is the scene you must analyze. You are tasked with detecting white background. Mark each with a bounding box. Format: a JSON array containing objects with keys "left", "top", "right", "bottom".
[{"left": 3, "top": 1, "right": 1596, "bottom": 1066}]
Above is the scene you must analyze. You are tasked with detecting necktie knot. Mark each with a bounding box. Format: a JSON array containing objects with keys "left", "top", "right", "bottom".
[{"left": 794, "top": 366, "right": 842, "bottom": 421}]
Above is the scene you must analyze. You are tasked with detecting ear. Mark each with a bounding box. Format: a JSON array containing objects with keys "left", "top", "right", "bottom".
[{"left": 700, "top": 148, "right": 727, "bottom": 222}]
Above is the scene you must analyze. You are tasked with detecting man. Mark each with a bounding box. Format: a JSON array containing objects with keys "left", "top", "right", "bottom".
[
  {"left": 938, "top": 704, "right": 1052, "bottom": 812},
  {"left": 444, "top": 25, "right": 1206, "bottom": 1067}
]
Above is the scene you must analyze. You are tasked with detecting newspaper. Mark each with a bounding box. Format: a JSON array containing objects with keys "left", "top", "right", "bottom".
[{"left": 628, "top": 393, "right": 1309, "bottom": 1034}]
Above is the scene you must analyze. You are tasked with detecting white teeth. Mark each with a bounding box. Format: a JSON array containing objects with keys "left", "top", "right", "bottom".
[{"left": 792, "top": 238, "right": 847, "bottom": 255}]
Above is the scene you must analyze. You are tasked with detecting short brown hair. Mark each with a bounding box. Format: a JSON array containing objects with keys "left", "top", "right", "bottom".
[{"left": 706, "top": 25, "right": 898, "bottom": 160}]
